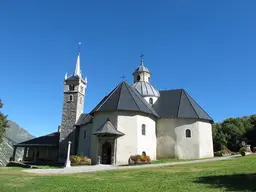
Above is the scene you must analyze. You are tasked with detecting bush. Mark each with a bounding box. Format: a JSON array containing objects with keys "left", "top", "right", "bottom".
[
  {"left": 70, "top": 155, "right": 91, "bottom": 165},
  {"left": 239, "top": 147, "right": 251, "bottom": 156},
  {"left": 214, "top": 149, "right": 232, "bottom": 157},
  {"left": 129, "top": 154, "right": 151, "bottom": 165},
  {"left": 214, "top": 151, "right": 223, "bottom": 157}
]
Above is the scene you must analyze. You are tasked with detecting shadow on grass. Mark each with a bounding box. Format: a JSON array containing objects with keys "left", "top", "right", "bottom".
[{"left": 195, "top": 173, "right": 256, "bottom": 191}]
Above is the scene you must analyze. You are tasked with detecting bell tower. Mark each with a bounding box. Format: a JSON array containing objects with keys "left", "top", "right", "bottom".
[{"left": 59, "top": 43, "right": 87, "bottom": 159}]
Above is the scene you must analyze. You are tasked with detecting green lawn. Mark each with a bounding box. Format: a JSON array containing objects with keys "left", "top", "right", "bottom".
[{"left": 0, "top": 155, "right": 256, "bottom": 192}]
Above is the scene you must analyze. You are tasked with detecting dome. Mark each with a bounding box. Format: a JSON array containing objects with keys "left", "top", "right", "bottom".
[
  {"left": 134, "top": 65, "right": 150, "bottom": 73},
  {"left": 132, "top": 81, "right": 160, "bottom": 97}
]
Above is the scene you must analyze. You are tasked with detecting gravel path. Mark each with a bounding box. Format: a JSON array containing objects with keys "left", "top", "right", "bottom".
[{"left": 23, "top": 155, "right": 240, "bottom": 175}]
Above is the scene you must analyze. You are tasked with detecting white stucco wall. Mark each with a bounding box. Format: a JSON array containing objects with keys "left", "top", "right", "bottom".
[
  {"left": 156, "top": 119, "right": 176, "bottom": 158},
  {"left": 175, "top": 119, "right": 200, "bottom": 159},
  {"left": 116, "top": 112, "right": 138, "bottom": 165},
  {"left": 77, "top": 123, "right": 92, "bottom": 157},
  {"left": 137, "top": 115, "right": 156, "bottom": 160},
  {"left": 116, "top": 112, "right": 156, "bottom": 165},
  {"left": 198, "top": 121, "right": 214, "bottom": 158},
  {"left": 157, "top": 118, "right": 214, "bottom": 160}
]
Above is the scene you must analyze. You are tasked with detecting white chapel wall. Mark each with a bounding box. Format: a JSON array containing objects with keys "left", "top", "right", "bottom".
[
  {"left": 198, "top": 121, "right": 214, "bottom": 158},
  {"left": 116, "top": 112, "right": 157, "bottom": 165},
  {"left": 77, "top": 123, "right": 92, "bottom": 157},
  {"left": 156, "top": 119, "right": 176, "bottom": 158},
  {"left": 137, "top": 115, "right": 156, "bottom": 160},
  {"left": 174, "top": 119, "right": 200, "bottom": 159},
  {"left": 157, "top": 118, "right": 214, "bottom": 160},
  {"left": 116, "top": 112, "right": 139, "bottom": 165}
]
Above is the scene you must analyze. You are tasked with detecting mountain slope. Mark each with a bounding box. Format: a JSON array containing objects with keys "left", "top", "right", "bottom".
[{"left": 0, "top": 120, "right": 34, "bottom": 166}]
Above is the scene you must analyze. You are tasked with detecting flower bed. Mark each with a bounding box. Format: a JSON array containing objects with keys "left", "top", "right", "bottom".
[
  {"left": 70, "top": 155, "right": 91, "bottom": 165},
  {"left": 128, "top": 154, "right": 151, "bottom": 165}
]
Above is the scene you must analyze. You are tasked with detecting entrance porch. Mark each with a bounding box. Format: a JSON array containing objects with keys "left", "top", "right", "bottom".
[{"left": 92, "top": 119, "right": 125, "bottom": 165}]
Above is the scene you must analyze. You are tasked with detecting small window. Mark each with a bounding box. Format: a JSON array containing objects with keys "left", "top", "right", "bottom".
[
  {"left": 69, "top": 95, "right": 73, "bottom": 101},
  {"left": 80, "top": 86, "right": 83, "bottom": 93},
  {"left": 148, "top": 77, "right": 150, "bottom": 82},
  {"left": 186, "top": 129, "right": 191, "bottom": 138},
  {"left": 69, "top": 85, "right": 75, "bottom": 91},
  {"left": 149, "top": 98, "right": 153, "bottom": 104},
  {"left": 84, "top": 130, "right": 87, "bottom": 139},
  {"left": 142, "top": 124, "right": 146, "bottom": 135},
  {"left": 137, "top": 75, "right": 141, "bottom": 81}
]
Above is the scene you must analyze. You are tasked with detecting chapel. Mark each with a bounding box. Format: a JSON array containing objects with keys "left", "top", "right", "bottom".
[{"left": 14, "top": 50, "right": 214, "bottom": 165}]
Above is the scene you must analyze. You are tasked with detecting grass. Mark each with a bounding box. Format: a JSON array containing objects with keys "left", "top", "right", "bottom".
[
  {"left": 0, "top": 155, "right": 256, "bottom": 192},
  {"left": 151, "top": 158, "right": 187, "bottom": 164}
]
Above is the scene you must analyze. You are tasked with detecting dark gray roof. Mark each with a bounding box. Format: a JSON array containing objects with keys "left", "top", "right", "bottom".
[
  {"left": 132, "top": 81, "right": 160, "bottom": 97},
  {"left": 93, "top": 119, "right": 125, "bottom": 137},
  {"left": 66, "top": 75, "right": 80, "bottom": 81},
  {"left": 91, "top": 81, "right": 159, "bottom": 117},
  {"left": 76, "top": 114, "right": 93, "bottom": 126},
  {"left": 15, "top": 132, "right": 60, "bottom": 147},
  {"left": 152, "top": 89, "right": 213, "bottom": 123}
]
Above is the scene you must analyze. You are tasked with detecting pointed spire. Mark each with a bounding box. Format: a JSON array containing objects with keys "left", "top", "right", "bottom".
[
  {"left": 84, "top": 76, "right": 88, "bottom": 84},
  {"left": 74, "top": 42, "right": 81, "bottom": 77},
  {"left": 64, "top": 73, "right": 68, "bottom": 80}
]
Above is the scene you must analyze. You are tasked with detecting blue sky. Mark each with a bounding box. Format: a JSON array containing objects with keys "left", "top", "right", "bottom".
[{"left": 0, "top": 1, "right": 256, "bottom": 137}]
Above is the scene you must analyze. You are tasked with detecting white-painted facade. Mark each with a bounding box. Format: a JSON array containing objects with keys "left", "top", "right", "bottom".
[{"left": 156, "top": 118, "right": 214, "bottom": 159}]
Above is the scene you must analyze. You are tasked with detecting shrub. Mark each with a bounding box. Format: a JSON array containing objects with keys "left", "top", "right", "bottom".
[
  {"left": 241, "top": 151, "right": 246, "bottom": 156},
  {"left": 214, "top": 151, "right": 222, "bottom": 157},
  {"left": 239, "top": 147, "right": 251, "bottom": 153},
  {"left": 129, "top": 154, "right": 151, "bottom": 165},
  {"left": 70, "top": 155, "right": 91, "bottom": 165},
  {"left": 214, "top": 148, "right": 232, "bottom": 157},
  {"left": 221, "top": 148, "right": 232, "bottom": 154}
]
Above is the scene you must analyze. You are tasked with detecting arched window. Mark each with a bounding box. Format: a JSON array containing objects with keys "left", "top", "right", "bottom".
[
  {"left": 69, "top": 95, "right": 73, "bottom": 101},
  {"left": 149, "top": 98, "right": 153, "bottom": 104},
  {"left": 185, "top": 129, "right": 191, "bottom": 138},
  {"left": 84, "top": 130, "right": 87, "bottom": 139},
  {"left": 69, "top": 85, "right": 75, "bottom": 91},
  {"left": 142, "top": 124, "right": 146, "bottom": 135},
  {"left": 137, "top": 75, "right": 141, "bottom": 81},
  {"left": 148, "top": 77, "right": 151, "bottom": 82}
]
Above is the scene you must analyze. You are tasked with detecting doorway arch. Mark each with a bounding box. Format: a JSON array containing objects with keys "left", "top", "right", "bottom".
[{"left": 101, "top": 142, "right": 112, "bottom": 164}]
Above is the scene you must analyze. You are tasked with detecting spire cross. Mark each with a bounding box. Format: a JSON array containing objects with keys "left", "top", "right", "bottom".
[
  {"left": 121, "top": 74, "right": 126, "bottom": 80},
  {"left": 140, "top": 53, "right": 144, "bottom": 65},
  {"left": 140, "top": 53, "right": 144, "bottom": 60}
]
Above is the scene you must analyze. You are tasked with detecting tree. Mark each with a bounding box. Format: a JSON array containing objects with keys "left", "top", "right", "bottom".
[
  {"left": 0, "top": 99, "right": 8, "bottom": 143},
  {"left": 212, "top": 115, "right": 256, "bottom": 152}
]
